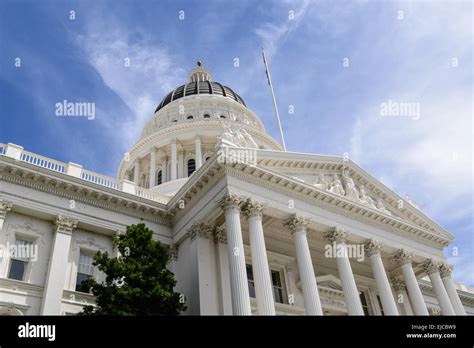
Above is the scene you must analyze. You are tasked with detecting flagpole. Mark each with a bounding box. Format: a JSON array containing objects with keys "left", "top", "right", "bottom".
[{"left": 261, "top": 47, "right": 287, "bottom": 151}]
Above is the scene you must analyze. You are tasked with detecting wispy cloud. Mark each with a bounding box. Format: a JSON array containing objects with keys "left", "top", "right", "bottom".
[{"left": 75, "top": 20, "right": 185, "bottom": 148}]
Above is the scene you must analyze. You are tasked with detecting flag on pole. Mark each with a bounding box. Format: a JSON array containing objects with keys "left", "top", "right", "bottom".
[
  {"left": 261, "top": 47, "right": 287, "bottom": 151},
  {"left": 262, "top": 49, "right": 271, "bottom": 86}
]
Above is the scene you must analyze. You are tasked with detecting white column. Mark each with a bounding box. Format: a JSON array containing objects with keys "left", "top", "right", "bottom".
[
  {"left": 391, "top": 278, "right": 414, "bottom": 315},
  {"left": 149, "top": 148, "right": 156, "bottom": 188},
  {"left": 187, "top": 224, "right": 219, "bottom": 314},
  {"left": 0, "top": 201, "right": 13, "bottom": 277},
  {"left": 284, "top": 215, "right": 323, "bottom": 315},
  {"left": 364, "top": 239, "right": 399, "bottom": 315},
  {"left": 133, "top": 160, "right": 140, "bottom": 185},
  {"left": 220, "top": 194, "right": 251, "bottom": 315},
  {"left": 324, "top": 228, "right": 364, "bottom": 315},
  {"left": 177, "top": 151, "right": 184, "bottom": 178},
  {"left": 0, "top": 201, "right": 12, "bottom": 232},
  {"left": 170, "top": 140, "right": 177, "bottom": 180},
  {"left": 214, "top": 226, "right": 233, "bottom": 315},
  {"left": 439, "top": 263, "right": 466, "bottom": 315},
  {"left": 423, "top": 259, "right": 456, "bottom": 315},
  {"left": 195, "top": 136, "right": 202, "bottom": 170},
  {"left": 394, "top": 249, "right": 429, "bottom": 315},
  {"left": 162, "top": 157, "right": 168, "bottom": 183},
  {"left": 41, "top": 216, "right": 77, "bottom": 315},
  {"left": 243, "top": 199, "right": 275, "bottom": 315}
]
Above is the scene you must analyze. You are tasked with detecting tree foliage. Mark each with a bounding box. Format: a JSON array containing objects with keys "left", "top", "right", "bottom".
[{"left": 80, "top": 223, "right": 185, "bottom": 315}]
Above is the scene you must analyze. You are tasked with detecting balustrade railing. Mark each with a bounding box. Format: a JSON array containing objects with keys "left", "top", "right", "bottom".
[
  {"left": 20, "top": 150, "right": 66, "bottom": 173},
  {"left": 0, "top": 143, "right": 169, "bottom": 204}
]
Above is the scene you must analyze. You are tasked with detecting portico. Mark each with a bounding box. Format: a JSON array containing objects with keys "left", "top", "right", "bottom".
[{"left": 175, "top": 182, "right": 466, "bottom": 316}]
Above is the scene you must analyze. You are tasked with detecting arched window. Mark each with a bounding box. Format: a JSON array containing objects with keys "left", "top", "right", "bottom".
[
  {"left": 220, "top": 115, "right": 226, "bottom": 119},
  {"left": 157, "top": 170, "right": 162, "bottom": 185},
  {"left": 187, "top": 115, "right": 194, "bottom": 120},
  {"left": 205, "top": 156, "right": 210, "bottom": 162},
  {"left": 203, "top": 114, "right": 210, "bottom": 119},
  {"left": 171, "top": 118, "right": 177, "bottom": 123},
  {"left": 187, "top": 159, "right": 196, "bottom": 177}
]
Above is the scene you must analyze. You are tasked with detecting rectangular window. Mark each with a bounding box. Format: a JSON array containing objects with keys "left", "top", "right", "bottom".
[
  {"left": 75, "top": 252, "right": 94, "bottom": 293},
  {"left": 246, "top": 265, "right": 285, "bottom": 304},
  {"left": 8, "top": 239, "right": 33, "bottom": 281},
  {"left": 359, "top": 292, "right": 370, "bottom": 316},
  {"left": 271, "top": 270, "right": 284, "bottom": 304},
  {"left": 377, "top": 295, "right": 385, "bottom": 316},
  {"left": 246, "top": 265, "right": 255, "bottom": 298}
]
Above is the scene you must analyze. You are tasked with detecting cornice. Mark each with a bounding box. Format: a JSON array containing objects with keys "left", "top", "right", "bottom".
[
  {"left": 418, "top": 279, "right": 474, "bottom": 305},
  {"left": 258, "top": 153, "right": 451, "bottom": 238},
  {"left": 0, "top": 160, "right": 171, "bottom": 226},
  {"left": 222, "top": 163, "right": 451, "bottom": 248}
]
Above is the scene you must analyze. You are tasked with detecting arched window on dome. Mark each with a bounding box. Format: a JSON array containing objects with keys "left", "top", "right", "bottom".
[
  {"left": 187, "top": 115, "right": 194, "bottom": 120},
  {"left": 220, "top": 115, "right": 226, "bottom": 119},
  {"left": 205, "top": 156, "right": 210, "bottom": 162},
  {"left": 203, "top": 114, "right": 210, "bottom": 119},
  {"left": 187, "top": 159, "right": 196, "bottom": 177},
  {"left": 157, "top": 170, "right": 162, "bottom": 185}
]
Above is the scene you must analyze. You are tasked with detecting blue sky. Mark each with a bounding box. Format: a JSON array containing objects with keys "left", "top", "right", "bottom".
[{"left": 0, "top": 0, "right": 472, "bottom": 286}]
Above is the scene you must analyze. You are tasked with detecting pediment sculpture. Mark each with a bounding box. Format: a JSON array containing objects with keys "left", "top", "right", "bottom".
[
  {"left": 342, "top": 167, "right": 359, "bottom": 200},
  {"left": 219, "top": 121, "right": 259, "bottom": 149},
  {"left": 329, "top": 175, "right": 345, "bottom": 196},
  {"left": 312, "top": 173, "right": 328, "bottom": 191},
  {"left": 359, "top": 185, "right": 376, "bottom": 209},
  {"left": 310, "top": 171, "right": 393, "bottom": 215}
]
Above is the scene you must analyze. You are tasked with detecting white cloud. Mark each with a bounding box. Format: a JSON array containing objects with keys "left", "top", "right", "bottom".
[
  {"left": 75, "top": 27, "right": 185, "bottom": 148},
  {"left": 255, "top": 0, "right": 311, "bottom": 59},
  {"left": 347, "top": 1, "right": 472, "bottom": 284}
]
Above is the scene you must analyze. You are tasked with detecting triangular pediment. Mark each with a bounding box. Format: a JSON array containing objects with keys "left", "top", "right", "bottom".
[
  {"left": 277, "top": 168, "right": 402, "bottom": 218},
  {"left": 316, "top": 275, "right": 343, "bottom": 291},
  {"left": 245, "top": 149, "right": 453, "bottom": 241}
]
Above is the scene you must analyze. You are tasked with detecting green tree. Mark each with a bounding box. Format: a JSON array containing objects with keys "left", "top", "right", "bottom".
[{"left": 80, "top": 223, "right": 185, "bottom": 315}]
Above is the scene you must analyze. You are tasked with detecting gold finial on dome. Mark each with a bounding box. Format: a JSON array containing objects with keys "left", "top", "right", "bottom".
[{"left": 189, "top": 60, "right": 212, "bottom": 82}]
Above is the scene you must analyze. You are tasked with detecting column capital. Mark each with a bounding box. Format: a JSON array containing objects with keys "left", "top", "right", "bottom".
[
  {"left": 194, "top": 135, "right": 201, "bottom": 141},
  {"left": 283, "top": 214, "right": 309, "bottom": 233},
  {"left": 323, "top": 227, "right": 348, "bottom": 243},
  {"left": 392, "top": 248, "right": 413, "bottom": 265},
  {"left": 391, "top": 277, "right": 407, "bottom": 291},
  {"left": 219, "top": 193, "right": 243, "bottom": 211},
  {"left": 54, "top": 216, "right": 78, "bottom": 235},
  {"left": 438, "top": 262, "right": 453, "bottom": 278},
  {"left": 364, "top": 238, "right": 382, "bottom": 257},
  {"left": 187, "top": 223, "right": 213, "bottom": 241},
  {"left": 214, "top": 226, "right": 227, "bottom": 244},
  {"left": 0, "top": 201, "right": 13, "bottom": 217},
  {"left": 169, "top": 244, "right": 178, "bottom": 261},
  {"left": 241, "top": 198, "right": 264, "bottom": 219},
  {"left": 428, "top": 307, "right": 442, "bottom": 316},
  {"left": 422, "top": 259, "right": 439, "bottom": 276}
]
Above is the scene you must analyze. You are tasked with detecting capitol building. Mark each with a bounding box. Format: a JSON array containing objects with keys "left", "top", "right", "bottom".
[{"left": 0, "top": 62, "right": 472, "bottom": 316}]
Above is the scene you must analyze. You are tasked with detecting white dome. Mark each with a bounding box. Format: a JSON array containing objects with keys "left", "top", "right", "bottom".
[{"left": 118, "top": 62, "right": 281, "bottom": 196}]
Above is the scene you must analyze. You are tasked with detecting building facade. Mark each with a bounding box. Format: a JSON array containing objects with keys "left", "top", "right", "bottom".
[{"left": 0, "top": 63, "right": 473, "bottom": 315}]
